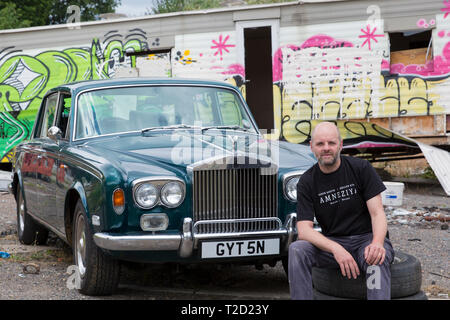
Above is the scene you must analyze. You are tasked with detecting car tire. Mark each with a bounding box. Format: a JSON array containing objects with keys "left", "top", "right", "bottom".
[
  {"left": 73, "top": 199, "right": 120, "bottom": 296},
  {"left": 313, "top": 288, "right": 428, "bottom": 300},
  {"left": 16, "top": 186, "right": 49, "bottom": 245},
  {"left": 312, "top": 250, "right": 422, "bottom": 299}
]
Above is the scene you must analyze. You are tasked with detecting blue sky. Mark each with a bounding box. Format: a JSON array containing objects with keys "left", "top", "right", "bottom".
[{"left": 116, "top": 0, "right": 156, "bottom": 17}]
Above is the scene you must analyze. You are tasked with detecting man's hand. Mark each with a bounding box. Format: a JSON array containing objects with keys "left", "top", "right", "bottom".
[
  {"left": 364, "top": 242, "right": 386, "bottom": 265},
  {"left": 332, "top": 244, "right": 360, "bottom": 279}
]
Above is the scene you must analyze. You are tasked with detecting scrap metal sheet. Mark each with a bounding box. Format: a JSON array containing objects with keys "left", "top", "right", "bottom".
[{"left": 417, "top": 142, "right": 450, "bottom": 196}]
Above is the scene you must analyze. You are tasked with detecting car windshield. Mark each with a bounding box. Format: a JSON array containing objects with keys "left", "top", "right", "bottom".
[{"left": 75, "top": 85, "right": 257, "bottom": 139}]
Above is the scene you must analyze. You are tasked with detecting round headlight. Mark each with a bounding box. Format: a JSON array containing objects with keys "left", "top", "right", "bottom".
[
  {"left": 285, "top": 176, "right": 299, "bottom": 201},
  {"left": 135, "top": 183, "right": 158, "bottom": 208},
  {"left": 160, "top": 181, "right": 184, "bottom": 207}
]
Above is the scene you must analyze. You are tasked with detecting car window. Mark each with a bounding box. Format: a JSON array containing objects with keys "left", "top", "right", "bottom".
[
  {"left": 75, "top": 85, "right": 255, "bottom": 139},
  {"left": 216, "top": 91, "right": 243, "bottom": 125},
  {"left": 55, "top": 95, "right": 71, "bottom": 139},
  {"left": 40, "top": 93, "right": 58, "bottom": 138},
  {"left": 192, "top": 92, "right": 215, "bottom": 125}
]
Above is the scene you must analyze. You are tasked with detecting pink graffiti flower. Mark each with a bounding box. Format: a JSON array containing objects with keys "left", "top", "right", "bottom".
[
  {"left": 417, "top": 18, "right": 426, "bottom": 27},
  {"left": 359, "top": 25, "right": 384, "bottom": 50},
  {"left": 211, "top": 35, "right": 235, "bottom": 61},
  {"left": 442, "top": 0, "right": 450, "bottom": 18}
]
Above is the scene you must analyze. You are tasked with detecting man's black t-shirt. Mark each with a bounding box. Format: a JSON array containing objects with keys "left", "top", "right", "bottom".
[{"left": 297, "top": 155, "right": 386, "bottom": 237}]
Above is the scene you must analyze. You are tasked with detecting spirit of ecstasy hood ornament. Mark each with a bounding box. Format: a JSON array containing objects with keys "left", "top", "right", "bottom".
[{"left": 229, "top": 135, "right": 239, "bottom": 153}]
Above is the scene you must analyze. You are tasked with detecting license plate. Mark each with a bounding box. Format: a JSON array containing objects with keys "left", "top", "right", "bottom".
[{"left": 201, "top": 238, "right": 280, "bottom": 259}]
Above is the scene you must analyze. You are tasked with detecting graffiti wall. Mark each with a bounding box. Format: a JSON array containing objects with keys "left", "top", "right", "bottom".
[
  {"left": 1, "top": 3, "right": 450, "bottom": 162},
  {"left": 0, "top": 28, "right": 245, "bottom": 162},
  {"left": 0, "top": 28, "right": 151, "bottom": 162},
  {"left": 275, "top": 13, "right": 450, "bottom": 143}
]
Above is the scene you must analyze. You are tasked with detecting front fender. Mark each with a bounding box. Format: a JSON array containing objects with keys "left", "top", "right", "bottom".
[
  {"left": 70, "top": 181, "right": 89, "bottom": 218},
  {"left": 11, "top": 169, "right": 23, "bottom": 201}
]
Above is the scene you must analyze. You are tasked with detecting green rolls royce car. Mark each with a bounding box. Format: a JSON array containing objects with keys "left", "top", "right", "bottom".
[{"left": 10, "top": 78, "right": 316, "bottom": 295}]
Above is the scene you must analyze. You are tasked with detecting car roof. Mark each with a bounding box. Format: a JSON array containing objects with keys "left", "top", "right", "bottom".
[{"left": 48, "top": 77, "right": 238, "bottom": 95}]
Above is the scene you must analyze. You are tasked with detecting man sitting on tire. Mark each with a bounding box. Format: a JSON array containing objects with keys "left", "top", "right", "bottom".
[{"left": 288, "top": 121, "right": 395, "bottom": 300}]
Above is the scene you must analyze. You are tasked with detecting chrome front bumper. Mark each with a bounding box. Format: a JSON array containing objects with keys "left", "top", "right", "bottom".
[{"left": 94, "top": 213, "right": 298, "bottom": 258}]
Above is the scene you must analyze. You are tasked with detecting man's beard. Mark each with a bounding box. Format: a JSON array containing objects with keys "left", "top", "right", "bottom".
[{"left": 318, "top": 151, "right": 340, "bottom": 167}]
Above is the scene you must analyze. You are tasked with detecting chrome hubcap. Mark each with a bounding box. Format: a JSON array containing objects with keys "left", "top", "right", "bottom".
[
  {"left": 75, "top": 213, "right": 87, "bottom": 277},
  {"left": 18, "top": 194, "right": 25, "bottom": 233}
]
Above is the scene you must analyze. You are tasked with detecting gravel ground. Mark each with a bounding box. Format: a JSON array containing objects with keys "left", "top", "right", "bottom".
[
  {"left": 0, "top": 181, "right": 448, "bottom": 300},
  {"left": 385, "top": 183, "right": 450, "bottom": 299}
]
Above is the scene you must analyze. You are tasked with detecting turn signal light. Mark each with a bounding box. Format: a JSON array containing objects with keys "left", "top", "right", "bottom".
[{"left": 113, "top": 188, "right": 125, "bottom": 215}]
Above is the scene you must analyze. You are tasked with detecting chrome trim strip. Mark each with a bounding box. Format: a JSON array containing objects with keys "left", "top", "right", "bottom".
[
  {"left": 179, "top": 217, "right": 193, "bottom": 257},
  {"left": 131, "top": 176, "right": 186, "bottom": 210},
  {"left": 94, "top": 216, "right": 298, "bottom": 255},
  {"left": 193, "top": 230, "right": 287, "bottom": 245},
  {"left": 281, "top": 170, "right": 306, "bottom": 202},
  {"left": 284, "top": 213, "right": 297, "bottom": 252},
  {"left": 281, "top": 170, "right": 306, "bottom": 185},
  {"left": 94, "top": 233, "right": 181, "bottom": 251},
  {"left": 193, "top": 217, "right": 282, "bottom": 233}
]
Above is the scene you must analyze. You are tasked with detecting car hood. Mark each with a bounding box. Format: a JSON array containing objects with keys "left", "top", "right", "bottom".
[{"left": 80, "top": 131, "right": 316, "bottom": 178}]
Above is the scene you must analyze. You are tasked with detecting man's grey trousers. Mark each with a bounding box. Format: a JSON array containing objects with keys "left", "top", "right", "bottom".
[{"left": 288, "top": 232, "right": 394, "bottom": 300}]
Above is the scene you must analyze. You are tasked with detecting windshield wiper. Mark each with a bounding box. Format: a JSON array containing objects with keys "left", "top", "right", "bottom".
[
  {"left": 141, "top": 124, "right": 201, "bottom": 133},
  {"left": 200, "top": 125, "right": 250, "bottom": 134}
]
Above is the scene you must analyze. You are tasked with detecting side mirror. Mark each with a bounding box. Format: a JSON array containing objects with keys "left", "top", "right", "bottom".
[
  {"left": 48, "top": 126, "right": 62, "bottom": 141},
  {"left": 242, "top": 119, "right": 252, "bottom": 130}
]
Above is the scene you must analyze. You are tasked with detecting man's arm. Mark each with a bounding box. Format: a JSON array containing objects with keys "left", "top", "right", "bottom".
[
  {"left": 364, "top": 193, "right": 388, "bottom": 265},
  {"left": 297, "top": 220, "right": 360, "bottom": 279}
]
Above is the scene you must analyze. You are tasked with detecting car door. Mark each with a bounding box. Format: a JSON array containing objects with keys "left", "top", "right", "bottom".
[
  {"left": 34, "top": 93, "right": 59, "bottom": 226},
  {"left": 20, "top": 144, "right": 40, "bottom": 216},
  {"left": 20, "top": 95, "right": 52, "bottom": 217},
  {"left": 53, "top": 93, "right": 72, "bottom": 234}
]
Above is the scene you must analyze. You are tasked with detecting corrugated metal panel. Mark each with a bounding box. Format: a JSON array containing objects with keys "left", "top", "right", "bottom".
[
  {"left": 278, "top": 18, "right": 388, "bottom": 132},
  {"left": 417, "top": 142, "right": 450, "bottom": 196},
  {"left": 0, "top": 12, "right": 236, "bottom": 50},
  {"left": 276, "top": 3, "right": 450, "bottom": 143},
  {"left": 0, "top": 0, "right": 444, "bottom": 50},
  {"left": 136, "top": 53, "right": 172, "bottom": 77},
  {"left": 233, "top": 6, "right": 280, "bottom": 21},
  {"left": 280, "top": 0, "right": 443, "bottom": 31}
]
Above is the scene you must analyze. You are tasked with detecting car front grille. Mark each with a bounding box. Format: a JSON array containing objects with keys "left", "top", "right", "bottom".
[{"left": 192, "top": 168, "right": 278, "bottom": 234}]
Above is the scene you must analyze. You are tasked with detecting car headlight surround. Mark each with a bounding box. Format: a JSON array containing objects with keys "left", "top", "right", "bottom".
[
  {"left": 282, "top": 171, "right": 305, "bottom": 202},
  {"left": 132, "top": 177, "right": 185, "bottom": 209}
]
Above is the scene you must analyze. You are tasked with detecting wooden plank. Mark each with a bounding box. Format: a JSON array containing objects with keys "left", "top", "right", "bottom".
[{"left": 390, "top": 48, "right": 429, "bottom": 65}]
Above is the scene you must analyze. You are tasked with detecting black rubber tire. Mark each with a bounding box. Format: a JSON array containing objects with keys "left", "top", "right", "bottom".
[
  {"left": 16, "top": 186, "right": 48, "bottom": 245},
  {"left": 72, "top": 199, "right": 120, "bottom": 296},
  {"left": 313, "top": 288, "right": 428, "bottom": 300},
  {"left": 312, "top": 250, "right": 422, "bottom": 299}
]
